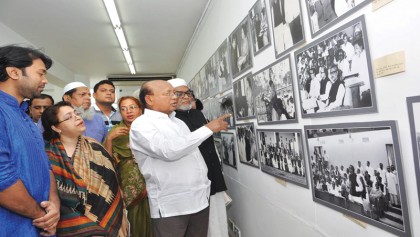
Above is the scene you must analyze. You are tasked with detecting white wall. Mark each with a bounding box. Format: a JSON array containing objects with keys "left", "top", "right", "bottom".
[{"left": 177, "top": 0, "right": 420, "bottom": 236}]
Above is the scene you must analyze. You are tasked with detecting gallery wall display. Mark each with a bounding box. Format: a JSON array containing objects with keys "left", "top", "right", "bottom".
[
  {"left": 256, "top": 129, "right": 308, "bottom": 188},
  {"left": 249, "top": 0, "right": 271, "bottom": 56},
  {"left": 294, "top": 15, "right": 376, "bottom": 118},
  {"left": 252, "top": 55, "right": 297, "bottom": 125},
  {"left": 229, "top": 16, "right": 254, "bottom": 79},
  {"left": 216, "top": 39, "right": 233, "bottom": 93},
  {"left": 269, "top": 0, "right": 305, "bottom": 58},
  {"left": 233, "top": 73, "right": 256, "bottom": 121},
  {"left": 235, "top": 122, "right": 259, "bottom": 168},
  {"left": 221, "top": 132, "right": 237, "bottom": 169},
  {"left": 304, "top": 0, "right": 372, "bottom": 38},
  {"left": 304, "top": 121, "right": 411, "bottom": 237},
  {"left": 406, "top": 95, "right": 420, "bottom": 208}
]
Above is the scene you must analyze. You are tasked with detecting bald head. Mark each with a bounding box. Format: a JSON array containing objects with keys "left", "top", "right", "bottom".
[{"left": 140, "top": 80, "right": 178, "bottom": 115}]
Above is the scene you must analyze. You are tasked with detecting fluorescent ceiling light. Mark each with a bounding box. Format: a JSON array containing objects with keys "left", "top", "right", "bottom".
[{"left": 103, "top": 0, "right": 136, "bottom": 74}]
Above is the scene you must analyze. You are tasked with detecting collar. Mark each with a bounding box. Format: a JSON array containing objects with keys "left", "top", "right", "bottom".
[
  {"left": 144, "top": 108, "right": 176, "bottom": 118},
  {"left": 0, "top": 90, "right": 28, "bottom": 110},
  {"left": 93, "top": 104, "right": 117, "bottom": 112}
]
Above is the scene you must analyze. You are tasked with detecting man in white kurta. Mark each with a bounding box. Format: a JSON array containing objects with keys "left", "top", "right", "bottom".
[{"left": 130, "top": 80, "right": 229, "bottom": 237}]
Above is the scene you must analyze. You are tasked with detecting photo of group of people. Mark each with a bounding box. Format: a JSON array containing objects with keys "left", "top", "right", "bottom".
[
  {"left": 236, "top": 123, "right": 259, "bottom": 168},
  {"left": 257, "top": 129, "right": 307, "bottom": 187},
  {"left": 221, "top": 132, "right": 237, "bottom": 169},
  {"left": 253, "top": 56, "right": 296, "bottom": 124},
  {"left": 305, "top": 121, "right": 410, "bottom": 236},
  {"left": 295, "top": 16, "right": 375, "bottom": 118},
  {"left": 249, "top": 0, "right": 271, "bottom": 55}
]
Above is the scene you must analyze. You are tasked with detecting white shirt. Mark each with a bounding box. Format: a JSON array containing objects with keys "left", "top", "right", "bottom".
[{"left": 130, "top": 109, "right": 212, "bottom": 218}]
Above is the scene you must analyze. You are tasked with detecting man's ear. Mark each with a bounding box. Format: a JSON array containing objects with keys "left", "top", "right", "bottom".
[
  {"left": 92, "top": 92, "right": 97, "bottom": 100},
  {"left": 5, "top": 67, "right": 21, "bottom": 80},
  {"left": 63, "top": 94, "right": 71, "bottom": 102},
  {"left": 145, "top": 95, "right": 153, "bottom": 107}
]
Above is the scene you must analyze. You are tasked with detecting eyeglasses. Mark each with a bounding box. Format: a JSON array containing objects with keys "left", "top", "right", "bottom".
[
  {"left": 120, "top": 105, "right": 139, "bottom": 112},
  {"left": 175, "top": 90, "right": 194, "bottom": 98},
  {"left": 58, "top": 111, "right": 82, "bottom": 123},
  {"left": 73, "top": 92, "right": 91, "bottom": 98}
]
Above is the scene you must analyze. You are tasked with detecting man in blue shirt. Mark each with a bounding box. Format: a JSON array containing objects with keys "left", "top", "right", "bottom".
[
  {"left": 0, "top": 45, "right": 60, "bottom": 236},
  {"left": 92, "top": 80, "right": 122, "bottom": 131}
]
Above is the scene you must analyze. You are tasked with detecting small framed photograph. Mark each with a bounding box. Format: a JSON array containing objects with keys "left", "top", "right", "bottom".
[
  {"left": 235, "top": 122, "right": 259, "bottom": 168},
  {"left": 256, "top": 129, "right": 308, "bottom": 188},
  {"left": 304, "top": 0, "right": 372, "bottom": 38},
  {"left": 216, "top": 39, "right": 233, "bottom": 93},
  {"left": 249, "top": 0, "right": 271, "bottom": 55},
  {"left": 202, "top": 93, "right": 235, "bottom": 128},
  {"left": 252, "top": 55, "right": 297, "bottom": 124},
  {"left": 221, "top": 132, "right": 237, "bottom": 169},
  {"left": 199, "top": 65, "right": 209, "bottom": 100},
  {"left": 191, "top": 73, "right": 201, "bottom": 100},
  {"left": 214, "top": 137, "right": 223, "bottom": 166},
  {"left": 406, "top": 95, "right": 420, "bottom": 208},
  {"left": 269, "top": 0, "right": 305, "bottom": 58},
  {"left": 229, "top": 16, "right": 253, "bottom": 79},
  {"left": 304, "top": 121, "right": 411, "bottom": 237},
  {"left": 294, "top": 15, "right": 376, "bottom": 118},
  {"left": 206, "top": 53, "right": 219, "bottom": 98},
  {"left": 233, "top": 73, "right": 256, "bottom": 121}
]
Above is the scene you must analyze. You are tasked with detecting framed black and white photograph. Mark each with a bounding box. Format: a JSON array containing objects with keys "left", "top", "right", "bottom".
[
  {"left": 252, "top": 56, "right": 297, "bottom": 124},
  {"left": 406, "top": 95, "right": 420, "bottom": 208},
  {"left": 221, "top": 132, "right": 237, "bottom": 169},
  {"left": 206, "top": 53, "right": 219, "bottom": 97},
  {"left": 304, "top": 0, "right": 372, "bottom": 38},
  {"left": 191, "top": 73, "right": 201, "bottom": 100},
  {"left": 269, "top": 0, "right": 305, "bottom": 58},
  {"left": 220, "top": 92, "right": 235, "bottom": 128},
  {"left": 229, "top": 17, "right": 253, "bottom": 79},
  {"left": 202, "top": 97, "right": 220, "bottom": 122},
  {"left": 199, "top": 65, "right": 209, "bottom": 100},
  {"left": 305, "top": 121, "right": 411, "bottom": 237},
  {"left": 233, "top": 73, "right": 255, "bottom": 121},
  {"left": 216, "top": 39, "right": 233, "bottom": 93},
  {"left": 236, "top": 123, "right": 259, "bottom": 168},
  {"left": 257, "top": 129, "right": 308, "bottom": 188},
  {"left": 294, "top": 15, "right": 376, "bottom": 118},
  {"left": 214, "top": 137, "right": 223, "bottom": 166},
  {"left": 249, "top": 0, "right": 271, "bottom": 55}
]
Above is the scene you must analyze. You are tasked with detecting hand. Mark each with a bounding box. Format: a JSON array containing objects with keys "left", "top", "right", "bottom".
[
  {"left": 206, "top": 114, "right": 231, "bottom": 133},
  {"left": 33, "top": 201, "right": 60, "bottom": 236},
  {"left": 108, "top": 127, "right": 129, "bottom": 141}
]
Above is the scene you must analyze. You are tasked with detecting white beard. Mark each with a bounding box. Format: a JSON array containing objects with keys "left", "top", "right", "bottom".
[
  {"left": 178, "top": 103, "right": 193, "bottom": 111},
  {"left": 74, "top": 106, "right": 95, "bottom": 120}
]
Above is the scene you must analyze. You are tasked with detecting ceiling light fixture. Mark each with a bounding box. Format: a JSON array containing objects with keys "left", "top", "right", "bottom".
[{"left": 103, "top": 0, "right": 136, "bottom": 74}]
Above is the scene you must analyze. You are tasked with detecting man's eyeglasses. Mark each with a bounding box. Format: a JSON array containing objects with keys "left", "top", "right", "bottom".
[
  {"left": 120, "top": 105, "right": 139, "bottom": 112},
  {"left": 58, "top": 111, "right": 82, "bottom": 123},
  {"left": 174, "top": 90, "right": 194, "bottom": 98}
]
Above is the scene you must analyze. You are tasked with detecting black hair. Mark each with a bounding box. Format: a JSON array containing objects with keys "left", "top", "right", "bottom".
[
  {"left": 0, "top": 45, "right": 52, "bottom": 82},
  {"left": 139, "top": 83, "right": 152, "bottom": 110},
  {"left": 42, "top": 101, "right": 72, "bottom": 141},
  {"left": 195, "top": 99, "right": 204, "bottom": 111},
  {"left": 28, "top": 93, "right": 54, "bottom": 106},
  {"left": 93, "top": 80, "right": 115, "bottom": 93}
]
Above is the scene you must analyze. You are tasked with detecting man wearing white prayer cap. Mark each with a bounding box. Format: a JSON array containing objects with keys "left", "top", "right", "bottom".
[
  {"left": 167, "top": 78, "right": 230, "bottom": 237},
  {"left": 62, "top": 81, "right": 107, "bottom": 142}
]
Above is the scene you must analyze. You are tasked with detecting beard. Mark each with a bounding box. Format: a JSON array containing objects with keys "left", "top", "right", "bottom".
[
  {"left": 74, "top": 106, "right": 95, "bottom": 120},
  {"left": 177, "top": 102, "right": 193, "bottom": 111}
]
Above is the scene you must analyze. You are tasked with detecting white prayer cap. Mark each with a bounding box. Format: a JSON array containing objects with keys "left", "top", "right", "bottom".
[
  {"left": 167, "top": 78, "right": 187, "bottom": 88},
  {"left": 63, "top": 82, "right": 88, "bottom": 94}
]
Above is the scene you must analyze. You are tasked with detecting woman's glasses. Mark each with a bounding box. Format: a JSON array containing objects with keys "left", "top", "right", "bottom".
[
  {"left": 58, "top": 111, "right": 82, "bottom": 123},
  {"left": 120, "top": 105, "right": 139, "bottom": 112}
]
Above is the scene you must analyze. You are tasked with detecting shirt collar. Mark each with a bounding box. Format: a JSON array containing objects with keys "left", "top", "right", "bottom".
[
  {"left": 0, "top": 90, "right": 26, "bottom": 109},
  {"left": 93, "top": 104, "right": 117, "bottom": 112}
]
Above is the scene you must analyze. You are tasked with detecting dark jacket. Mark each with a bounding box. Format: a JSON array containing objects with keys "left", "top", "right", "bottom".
[{"left": 175, "top": 109, "right": 227, "bottom": 195}]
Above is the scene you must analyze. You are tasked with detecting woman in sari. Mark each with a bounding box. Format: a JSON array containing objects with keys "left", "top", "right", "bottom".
[
  {"left": 104, "top": 96, "right": 152, "bottom": 237},
  {"left": 42, "top": 101, "right": 128, "bottom": 237}
]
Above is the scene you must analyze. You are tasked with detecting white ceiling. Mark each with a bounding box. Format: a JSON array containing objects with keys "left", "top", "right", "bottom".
[{"left": 0, "top": 0, "right": 209, "bottom": 80}]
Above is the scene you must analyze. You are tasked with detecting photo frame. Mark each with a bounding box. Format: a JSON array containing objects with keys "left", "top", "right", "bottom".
[
  {"left": 206, "top": 52, "right": 219, "bottom": 97},
  {"left": 221, "top": 132, "right": 237, "bottom": 169},
  {"left": 228, "top": 16, "right": 253, "bottom": 79},
  {"left": 256, "top": 129, "right": 308, "bottom": 188},
  {"left": 294, "top": 15, "right": 376, "bottom": 118},
  {"left": 199, "top": 65, "right": 209, "bottom": 100},
  {"left": 233, "top": 73, "right": 256, "bottom": 121},
  {"left": 406, "top": 95, "right": 420, "bottom": 208},
  {"left": 269, "top": 0, "right": 305, "bottom": 58},
  {"left": 249, "top": 0, "right": 271, "bottom": 56},
  {"left": 304, "top": 121, "right": 411, "bottom": 237},
  {"left": 252, "top": 55, "right": 297, "bottom": 124},
  {"left": 191, "top": 73, "right": 201, "bottom": 100},
  {"left": 304, "top": 0, "right": 372, "bottom": 38},
  {"left": 235, "top": 122, "right": 259, "bottom": 168},
  {"left": 202, "top": 93, "right": 235, "bottom": 128},
  {"left": 216, "top": 39, "right": 233, "bottom": 93}
]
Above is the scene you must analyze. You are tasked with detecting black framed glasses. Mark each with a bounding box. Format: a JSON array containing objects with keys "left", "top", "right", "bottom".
[
  {"left": 120, "top": 105, "right": 139, "bottom": 112},
  {"left": 58, "top": 111, "right": 82, "bottom": 123},
  {"left": 175, "top": 90, "right": 194, "bottom": 98}
]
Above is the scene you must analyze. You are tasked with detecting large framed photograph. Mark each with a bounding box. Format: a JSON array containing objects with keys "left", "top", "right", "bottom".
[
  {"left": 202, "top": 93, "right": 235, "bottom": 128},
  {"left": 257, "top": 129, "right": 308, "bottom": 188},
  {"left": 252, "top": 55, "right": 297, "bottom": 124},
  {"left": 407, "top": 95, "right": 420, "bottom": 208},
  {"left": 304, "top": 0, "right": 372, "bottom": 38},
  {"left": 190, "top": 73, "right": 201, "bottom": 100},
  {"left": 199, "top": 65, "right": 209, "bottom": 100},
  {"left": 216, "top": 39, "right": 233, "bottom": 93},
  {"left": 221, "top": 132, "right": 237, "bottom": 169},
  {"left": 229, "top": 17, "right": 253, "bottom": 79},
  {"left": 305, "top": 121, "right": 411, "bottom": 237},
  {"left": 206, "top": 53, "right": 219, "bottom": 97},
  {"left": 269, "top": 0, "right": 305, "bottom": 58},
  {"left": 236, "top": 123, "right": 259, "bottom": 168},
  {"left": 249, "top": 0, "right": 271, "bottom": 56},
  {"left": 233, "top": 73, "right": 255, "bottom": 121},
  {"left": 294, "top": 15, "right": 376, "bottom": 118}
]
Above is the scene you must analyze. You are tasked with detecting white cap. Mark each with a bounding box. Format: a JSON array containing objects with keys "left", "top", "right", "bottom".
[
  {"left": 167, "top": 78, "right": 187, "bottom": 88},
  {"left": 63, "top": 82, "right": 88, "bottom": 94}
]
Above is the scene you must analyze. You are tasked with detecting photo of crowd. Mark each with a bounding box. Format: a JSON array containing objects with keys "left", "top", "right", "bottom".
[
  {"left": 257, "top": 129, "right": 307, "bottom": 187},
  {"left": 229, "top": 17, "right": 253, "bottom": 78},
  {"left": 222, "top": 132, "right": 237, "bottom": 169},
  {"left": 295, "top": 16, "right": 375, "bottom": 118},
  {"left": 249, "top": 0, "right": 271, "bottom": 55},
  {"left": 305, "top": 122, "right": 409, "bottom": 235},
  {"left": 236, "top": 123, "right": 259, "bottom": 168},
  {"left": 253, "top": 56, "right": 296, "bottom": 124}
]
